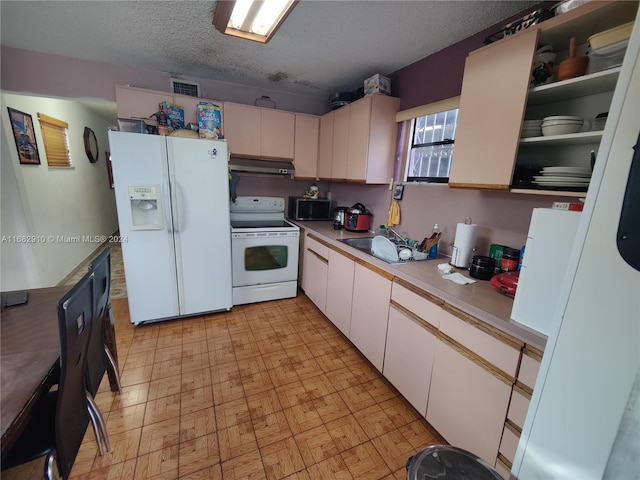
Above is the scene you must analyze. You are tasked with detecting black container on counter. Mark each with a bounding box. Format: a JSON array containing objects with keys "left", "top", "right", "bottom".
[
  {"left": 500, "top": 247, "right": 521, "bottom": 272},
  {"left": 469, "top": 256, "right": 497, "bottom": 280}
]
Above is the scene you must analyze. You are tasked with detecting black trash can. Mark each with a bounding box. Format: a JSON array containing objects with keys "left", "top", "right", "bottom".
[{"left": 406, "top": 445, "right": 504, "bottom": 480}]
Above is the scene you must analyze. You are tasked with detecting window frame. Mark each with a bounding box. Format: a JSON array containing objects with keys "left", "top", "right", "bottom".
[{"left": 395, "top": 96, "right": 461, "bottom": 184}]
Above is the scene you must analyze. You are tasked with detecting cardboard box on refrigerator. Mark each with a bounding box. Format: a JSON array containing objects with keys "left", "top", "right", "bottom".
[
  {"left": 364, "top": 74, "right": 390, "bottom": 96},
  {"left": 197, "top": 102, "right": 222, "bottom": 139},
  {"left": 159, "top": 101, "right": 185, "bottom": 130}
]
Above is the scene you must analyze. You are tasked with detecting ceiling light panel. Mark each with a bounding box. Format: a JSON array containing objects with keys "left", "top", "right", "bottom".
[{"left": 215, "top": 0, "right": 297, "bottom": 44}]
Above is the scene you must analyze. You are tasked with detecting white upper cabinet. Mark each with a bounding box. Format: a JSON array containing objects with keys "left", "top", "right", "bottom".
[
  {"left": 319, "top": 94, "right": 400, "bottom": 184},
  {"left": 223, "top": 102, "right": 295, "bottom": 160},
  {"left": 293, "top": 113, "right": 320, "bottom": 179}
]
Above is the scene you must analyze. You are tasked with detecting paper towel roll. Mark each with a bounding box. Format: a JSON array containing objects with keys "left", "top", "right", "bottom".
[{"left": 451, "top": 222, "right": 478, "bottom": 268}]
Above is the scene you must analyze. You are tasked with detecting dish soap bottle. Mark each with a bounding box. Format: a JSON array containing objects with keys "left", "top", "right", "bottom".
[{"left": 428, "top": 224, "right": 440, "bottom": 259}]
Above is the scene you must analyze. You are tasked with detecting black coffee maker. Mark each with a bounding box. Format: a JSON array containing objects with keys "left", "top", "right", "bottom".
[{"left": 333, "top": 206, "right": 349, "bottom": 230}]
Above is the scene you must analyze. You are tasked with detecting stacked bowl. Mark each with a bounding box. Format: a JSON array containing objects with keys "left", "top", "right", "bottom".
[
  {"left": 541, "top": 115, "right": 584, "bottom": 136},
  {"left": 521, "top": 119, "right": 543, "bottom": 138}
]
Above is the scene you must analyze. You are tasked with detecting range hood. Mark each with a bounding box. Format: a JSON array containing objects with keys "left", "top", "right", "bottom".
[{"left": 228, "top": 157, "right": 295, "bottom": 176}]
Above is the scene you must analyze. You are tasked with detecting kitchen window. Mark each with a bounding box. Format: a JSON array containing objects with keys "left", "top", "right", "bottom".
[
  {"left": 405, "top": 108, "right": 458, "bottom": 182},
  {"left": 38, "top": 113, "right": 71, "bottom": 167},
  {"left": 396, "top": 96, "right": 460, "bottom": 183}
]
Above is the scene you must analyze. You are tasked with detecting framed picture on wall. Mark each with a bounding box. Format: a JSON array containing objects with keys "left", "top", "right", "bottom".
[
  {"left": 392, "top": 183, "right": 404, "bottom": 200},
  {"left": 105, "top": 151, "right": 114, "bottom": 189},
  {"left": 7, "top": 107, "right": 40, "bottom": 165}
]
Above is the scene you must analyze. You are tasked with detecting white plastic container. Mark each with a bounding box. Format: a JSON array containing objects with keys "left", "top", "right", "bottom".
[{"left": 587, "top": 39, "right": 629, "bottom": 74}]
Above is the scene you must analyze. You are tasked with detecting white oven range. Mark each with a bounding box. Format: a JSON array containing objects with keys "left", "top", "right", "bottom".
[{"left": 230, "top": 196, "right": 300, "bottom": 306}]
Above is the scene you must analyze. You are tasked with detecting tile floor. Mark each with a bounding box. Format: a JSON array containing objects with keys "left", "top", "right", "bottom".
[
  {"left": 62, "top": 242, "right": 127, "bottom": 299},
  {"left": 5, "top": 251, "right": 445, "bottom": 479}
]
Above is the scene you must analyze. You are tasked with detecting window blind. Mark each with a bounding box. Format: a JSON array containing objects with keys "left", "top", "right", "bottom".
[
  {"left": 395, "top": 96, "right": 461, "bottom": 123},
  {"left": 38, "top": 113, "right": 71, "bottom": 167}
]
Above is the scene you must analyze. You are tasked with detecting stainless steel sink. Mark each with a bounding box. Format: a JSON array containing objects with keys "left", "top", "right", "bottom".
[
  {"left": 337, "top": 237, "right": 374, "bottom": 252},
  {"left": 337, "top": 236, "right": 408, "bottom": 265}
]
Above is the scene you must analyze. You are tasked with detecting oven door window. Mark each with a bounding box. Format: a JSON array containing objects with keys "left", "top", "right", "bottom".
[
  {"left": 232, "top": 235, "right": 299, "bottom": 287},
  {"left": 245, "top": 245, "right": 288, "bottom": 270}
]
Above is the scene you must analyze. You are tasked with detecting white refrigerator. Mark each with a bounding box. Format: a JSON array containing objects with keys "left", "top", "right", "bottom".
[
  {"left": 108, "top": 131, "right": 232, "bottom": 325},
  {"left": 512, "top": 17, "right": 640, "bottom": 479}
]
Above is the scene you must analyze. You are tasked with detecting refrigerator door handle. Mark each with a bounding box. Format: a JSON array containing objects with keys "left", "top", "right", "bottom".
[
  {"left": 171, "top": 182, "right": 183, "bottom": 234},
  {"left": 163, "top": 180, "right": 174, "bottom": 234}
]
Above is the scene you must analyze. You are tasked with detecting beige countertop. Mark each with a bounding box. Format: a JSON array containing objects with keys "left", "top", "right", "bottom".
[{"left": 295, "top": 220, "right": 547, "bottom": 351}]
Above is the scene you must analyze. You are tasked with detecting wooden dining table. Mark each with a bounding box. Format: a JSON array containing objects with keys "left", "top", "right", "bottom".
[{"left": 1, "top": 285, "right": 120, "bottom": 460}]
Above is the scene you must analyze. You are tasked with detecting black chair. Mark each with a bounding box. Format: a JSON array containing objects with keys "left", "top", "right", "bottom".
[
  {"left": 1, "top": 271, "right": 94, "bottom": 480},
  {"left": 85, "top": 247, "right": 122, "bottom": 455},
  {"left": 87, "top": 247, "right": 121, "bottom": 394}
]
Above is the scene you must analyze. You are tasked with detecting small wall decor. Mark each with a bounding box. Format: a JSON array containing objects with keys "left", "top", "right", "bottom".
[
  {"left": 7, "top": 107, "right": 40, "bottom": 165},
  {"left": 83, "top": 127, "right": 99, "bottom": 163},
  {"left": 392, "top": 183, "right": 404, "bottom": 200},
  {"left": 105, "top": 151, "right": 114, "bottom": 189}
]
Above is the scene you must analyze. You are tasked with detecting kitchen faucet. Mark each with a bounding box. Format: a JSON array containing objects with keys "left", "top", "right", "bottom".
[{"left": 386, "top": 227, "right": 411, "bottom": 247}]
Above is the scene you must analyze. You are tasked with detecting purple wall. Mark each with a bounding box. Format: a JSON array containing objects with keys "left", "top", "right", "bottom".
[{"left": 390, "top": 2, "right": 552, "bottom": 110}]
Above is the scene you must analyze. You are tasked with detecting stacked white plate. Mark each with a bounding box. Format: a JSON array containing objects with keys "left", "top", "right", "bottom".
[
  {"left": 522, "top": 119, "right": 543, "bottom": 138},
  {"left": 533, "top": 166, "right": 591, "bottom": 188},
  {"left": 542, "top": 116, "right": 584, "bottom": 136}
]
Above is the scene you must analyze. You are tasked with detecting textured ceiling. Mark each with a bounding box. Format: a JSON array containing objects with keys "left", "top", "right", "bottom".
[{"left": 1, "top": 0, "right": 538, "bottom": 99}]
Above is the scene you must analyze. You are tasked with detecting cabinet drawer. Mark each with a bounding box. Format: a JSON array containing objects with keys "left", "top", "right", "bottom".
[
  {"left": 518, "top": 351, "right": 541, "bottom": 390},
  {"left": 507, "top": 386, "right": 531, "bottom": 429},
  {"left": 391, "top": 281, "right": 442, "bottom": 329},
  {"left": 305, "top": 235, "right": 329, "bottom": 260},
  {"left": 495, "top": 457, "right": 512, "bottom": 479},
  {"left": 439, "top": 307, "right": 521, "bottom": 378},
  {"left": 499, "top": 422, "right": 520, "bottom": 464}
]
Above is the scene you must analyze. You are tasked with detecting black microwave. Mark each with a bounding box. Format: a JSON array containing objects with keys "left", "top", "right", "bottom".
[{"left": 288, "top": 197, "right": 334, "bottom": 221}]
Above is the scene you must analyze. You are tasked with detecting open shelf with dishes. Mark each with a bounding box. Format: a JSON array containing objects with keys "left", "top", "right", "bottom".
[{"left": 511, "top": 58, "right": 623, "bottom": 196}]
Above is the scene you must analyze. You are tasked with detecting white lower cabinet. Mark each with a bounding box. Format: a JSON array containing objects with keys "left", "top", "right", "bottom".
[
  {"left": 325, "top": 250, "right": 355, "bottom": 337},
  {"left": 301, "top": 235, "right": 328, "bottom": 313},
  {"left": 300, "top": 238, "right": 537, "bottom": 470},
  {"left": 383, "top": 304, "right": 437, "bottom": 416},
  {"left": 349, "top": 264, "right": 392, "bottom": 371},
  {"left": 426, "top": 338, "right": 512, "bottom": 464}
]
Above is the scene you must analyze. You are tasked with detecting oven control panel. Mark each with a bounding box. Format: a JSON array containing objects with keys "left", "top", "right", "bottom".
[{"left": 230, "top": 196, "right": 285, "bottom": 214}]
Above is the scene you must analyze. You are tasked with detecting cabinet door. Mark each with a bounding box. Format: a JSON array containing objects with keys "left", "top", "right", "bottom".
[
  {"left": 426, "top": 338, "right": 512, "bottom": 464},
  {"left": 448, "top": 28, "right": 539, "bottom": 190},
  {"left": 349, "top": 264, "right": 392, "bottom": 371},
  {"left": 115, "top": 85, "right": 169, "bottom": 121},
  {"left": 302, "top": 248, "right": 328, "bottom": 313},
  {"left": 317, "top": 111, "right": 334, "bottom": 179},
  {"left": 383, "top": 305, "right": 437, "bottom": 416},
  {"left": 325, "top": 250, "right": 355, "bottom": 337},
  {"left": 364, "top": 94, "right": 401, "bottom": 184},
  {"left": 262, "top": 109, "right": 295, "bottom": 159},
  {"left": 294, "top": 114, "right": 320, "bottom": 178},
  {"left": 346, "top": 96, "right": 371, "bottom": 181},
  {"left": 332, "top": 106, "right": 350, "bottom": 180},
  {"left": 223, "top": 103, "right": 261, "bottom": 157}
]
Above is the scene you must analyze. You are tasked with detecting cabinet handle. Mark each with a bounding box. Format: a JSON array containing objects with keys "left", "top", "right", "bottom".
[
  {"left": 439, "top": 334, "right": 514, "bottom": 386},
  {"left": 307, "top": 249, "right": 328, "bottom": 264},
  {"left": 389, "top": 301, "right": 439, "bottom": 336}
]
